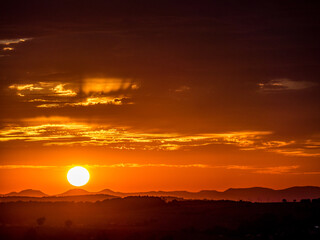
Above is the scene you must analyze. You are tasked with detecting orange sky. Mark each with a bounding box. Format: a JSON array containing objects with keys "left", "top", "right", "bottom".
[{"left": 0, "top": 1, "right": 319, "bottom": 194}]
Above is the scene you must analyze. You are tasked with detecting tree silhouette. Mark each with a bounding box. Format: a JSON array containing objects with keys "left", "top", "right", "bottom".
[
  {"left": 65, "top": 219, "right": 73, "bottom": 228},
  {"left": 36, "top": 217, "right": 46, "bottom": 226}
]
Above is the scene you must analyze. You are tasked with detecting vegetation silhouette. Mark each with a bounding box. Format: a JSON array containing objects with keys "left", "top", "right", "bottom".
[
  {"left": 65, "top": 220, "right": 72, "bottom": 228},
  {"left": 0, "top": 196, "right": 319, "bottom": 239},
  {"left": 36, "top": 217, "right": 46, "bottom": 226}
]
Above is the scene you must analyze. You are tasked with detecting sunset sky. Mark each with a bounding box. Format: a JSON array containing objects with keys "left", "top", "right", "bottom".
[{"left": 0, "top": 1, "right": 319, "bottom": 194}]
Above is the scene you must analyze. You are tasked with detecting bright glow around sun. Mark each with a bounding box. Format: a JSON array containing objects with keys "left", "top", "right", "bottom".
[{"left": 67, "top": 166, "right": 90, "bottom": 187}]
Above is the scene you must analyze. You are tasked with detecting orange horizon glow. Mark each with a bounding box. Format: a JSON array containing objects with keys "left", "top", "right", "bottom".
[{"left": 0, "top": 162, "right": 319, "bottom": 195}]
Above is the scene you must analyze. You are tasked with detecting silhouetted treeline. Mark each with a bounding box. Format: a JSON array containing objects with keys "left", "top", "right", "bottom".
[{"left": 0, "top": 196, "right": 320, "bottom": 240}]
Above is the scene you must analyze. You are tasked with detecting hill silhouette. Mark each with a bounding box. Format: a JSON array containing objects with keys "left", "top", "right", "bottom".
[
  {"left": 2, "top": 186, "right": 320, "bottom": 202},
  {"left": 5, "top": 189, "right": 48, "bottom": 197},
  {"left": 57, "top": 189, "right": 92, "bottom": 196},
  {"left": 121, "top": 186, "right": 320, "bottom": 202}
]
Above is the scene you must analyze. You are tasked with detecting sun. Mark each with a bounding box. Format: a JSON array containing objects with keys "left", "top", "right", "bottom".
[{"left": 67, "top": 166, "right": 90, "bottom": 187}]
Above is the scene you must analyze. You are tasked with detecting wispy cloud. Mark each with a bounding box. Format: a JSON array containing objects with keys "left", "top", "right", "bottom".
[
  {"left": 0, "top": 164, "right": 315, "bottom": 175},
  {"left": 225, "top": 165, "right": 299, "bottom": 174},
  {"left": 0, "top": 163, "right": 211, "bottom": 169},
  {"left": 88, "top": 163, "right": 210, "bottom": 168},
  {"left": 91, "top": 164, "right": 302, "bottom": 174},
  {"left": 0, "top": 163, "right": 209, "bottom": 170},
  {"left": 82, "top": 78, "right": 138, "bottom": 94},
  {"left": 174, "top": 85, "right": 190, "bottom": 93},
  {"left": 8, "top": 79, "right": 138, "bottom": 107},
  {"left": 71, "top": 96, "right": 130, "bottom": 106},
  {"left": 35, "top": 97, "right": 131, "bottom": 108},
  {"left": 0, "top": 119, "right": 271, "bottom": 151},
  {"left": 9, "top": 82, "right": 77, "bottom": 97},
  {"left": 0, "top": 38, "right": 32, "bottom": 45},
  {"left": 0, "top": 165, "right": 56, "bottom": 169},
  {"left": 51, "top": 84, "right": 77, "bottom": 96},
  {"left": 0, "top": 38, "right": 32, "bottom": 52},
  {"left": 258, "top": 78, "right": 316, "bottom": 92},
  {"left": 269, "top": 148, "right": 320, "bottom": 157},
  {"left": 3, "top": 47, "right": 14, "bottom": 51},
  {"left": 0, "top": 118, "right": 319, "bottom": 156}
]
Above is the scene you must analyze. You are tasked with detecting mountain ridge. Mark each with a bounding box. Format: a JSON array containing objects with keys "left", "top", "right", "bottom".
[{"left": 2, "top": 186, "right": 320, "bottom": 202}]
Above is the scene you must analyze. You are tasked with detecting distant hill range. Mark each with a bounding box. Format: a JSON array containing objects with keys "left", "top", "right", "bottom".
[
  {"left": 5, "top": 189, "right": 48, "bottom": 197},
  {"left": 0, "top": 189, "right": 117, "bottom": 203},
  {"left": 1, "top": 186, "right": 320, "bottom": 202},
  {"left": 97, "top": 186, "right": 320, "bottom": 202},
  {"left": 57, "top": 189, "right": 93, "bottom": 196}
]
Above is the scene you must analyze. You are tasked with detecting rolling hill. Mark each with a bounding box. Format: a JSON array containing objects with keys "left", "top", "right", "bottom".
[{"left": 2, "top": 186, "right": 320, "bottom": 202}]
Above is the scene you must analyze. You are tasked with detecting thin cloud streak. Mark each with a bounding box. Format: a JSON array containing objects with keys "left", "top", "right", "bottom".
[
  {"left": 0, "top": 38, "right": 32, "bottom": 45},
  {"left": 9, "top": 82, "right": 77, "bottom": 97},
  {"left": 225, "top": 165, "right": 300, "bottom": 174},
  {"left": 0, "top": 165, "right": 56, "bottom": 169},
  {"left": 0, "top": 164, "right": 316, "bottom": 175},
  {"left": 258, "top": 78, "right": 316, "bottom": 92},
  {"left": 0, "top": 122, "right": 272, "bottom": 151},
  {"left": 0, "top": 119, "right": 319, "bottom": 156},
  {"left": 0, "top": 38, "right": 32, "bottom": 53}
]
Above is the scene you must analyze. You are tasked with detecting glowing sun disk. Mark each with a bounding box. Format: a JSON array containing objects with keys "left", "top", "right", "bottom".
[{"left": 67, "top": 166, "right": 90, "bottom": 187}]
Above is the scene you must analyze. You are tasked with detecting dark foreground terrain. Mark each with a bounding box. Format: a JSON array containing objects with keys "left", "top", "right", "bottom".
[{"left": 1, "top": 197, "right": 319, "bottom": 240}]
